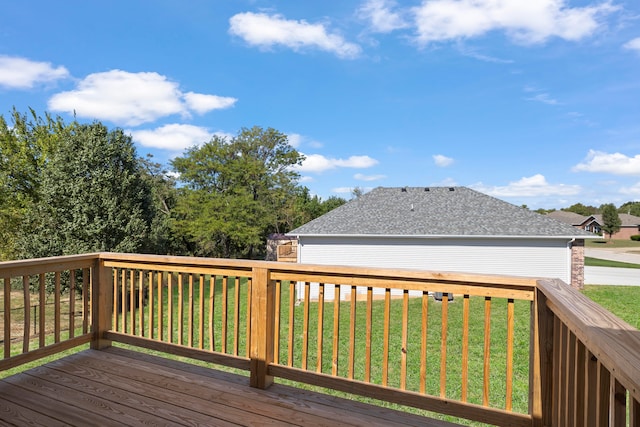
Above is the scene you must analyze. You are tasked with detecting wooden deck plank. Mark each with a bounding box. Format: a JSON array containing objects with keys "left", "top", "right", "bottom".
[
  {"left": 27, "top": 365, "right": 240, "bottom": 427},
  {"left": 0, "top": 347, "right": 459, "bottom": 426}
]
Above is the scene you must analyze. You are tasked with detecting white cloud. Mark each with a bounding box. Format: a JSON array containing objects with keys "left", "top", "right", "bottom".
[
  {"left": 623, "top": 37, "right": 640, "bottom": 53},
  {"left": 128, "top": 124, "right": 213, "bottom": 151},
  {"left": 412, "top": 0, "right": 617, "bottom": 45},
  {"left": 0, "top": 55, "right": 69, "bottom": 89},
  {"left": 228, "top": 12, "right": 361, "bottom": 58},
  {"left": 431, "top": 177, "right": 458, "bottom": 186},
  {"left": 48, "top": 70, "right": 235, "bottom": 126},
  {"left": 183, "top": 92, "right": 237, "bottom": 114},
  {"left": 297, "top": 153, "right": 378, "bottom": 173},
  {"left": 471, "top": 174, "right": 581, "bottom": 197},
  {"left": 619, "top": 182, "right": 640, "bottom": 196},
  {"left": 332, "top": 187, "right": 355, "bottom": 194},
  {"left": 358, "top": 0, "right": 409, "bottom": 33},
  {"left": 433, "top": 154, "right": 454, "bottom": 167},
  {"left": 573, "top": 150, "right": 640, "bottom": 175},
  {"left": 354, "top": 173, "right": 386, "bottom": 181},
  {"left": 525, "top": 93, "right": 560, "bottom": 105}
]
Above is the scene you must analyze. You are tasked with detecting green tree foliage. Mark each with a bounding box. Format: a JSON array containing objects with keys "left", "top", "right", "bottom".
[
  {"left": 0, "top": 109, "right": 65, "bottom": 259},
  {"left": 172, "top": 126, "right": 304, "bottom": 259},
  {"left": 20, "top": 122, "right": 155, "bottom": 258},
  {"left": 601, "top": 203, "right": 622, "bottom": 240},
  {"left": 283, "top": 187, "right": 346, "bottom": 230},
  {"left": 618, "top": 201, "right": 640, "bottom": 217},
  {"left": 563, "top": 203, "right": 598, "bottom": 216}
]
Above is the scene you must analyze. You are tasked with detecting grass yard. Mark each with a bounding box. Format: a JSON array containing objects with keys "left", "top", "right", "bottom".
[
  {"left": 586, "top": 239, "right": 640, "bottom": 250},
  {"left": 585, "top": 256, "right": 640, "bottom": 269},
  {"left": 581, "top": 285, "right": 640, "bottom": 329}
]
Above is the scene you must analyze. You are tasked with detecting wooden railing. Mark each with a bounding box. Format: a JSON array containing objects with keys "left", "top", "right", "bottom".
[{"left": 1, "top": 253, "right": 640, "bottom": 426}]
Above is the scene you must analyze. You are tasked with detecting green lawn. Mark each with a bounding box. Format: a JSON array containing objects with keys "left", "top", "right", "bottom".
[
  {"left": 585, "top": 256, "right": 640, "bottom": 269},
  {"left": 581, "top": 285, "right": 640, "bottom": 329},
  {"left": 586, "top": 239, "right": 640, "bottom": 250}
]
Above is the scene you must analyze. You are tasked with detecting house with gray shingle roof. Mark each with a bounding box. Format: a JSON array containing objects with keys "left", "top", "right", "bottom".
[{"left": 288, "top": 186, "right": 598, "bottom": 289}]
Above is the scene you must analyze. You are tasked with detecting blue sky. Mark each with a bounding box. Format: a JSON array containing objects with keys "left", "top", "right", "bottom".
[{"left": 1, "top": 0, "right": 640, "bottom": 209}]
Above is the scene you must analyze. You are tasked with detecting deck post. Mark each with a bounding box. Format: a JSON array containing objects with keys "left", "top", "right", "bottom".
[
  {"left": 91, "top": 256, "right": 113, "bottom": 349},
  {"left": 531, "top": 286, "right": 554, "bottom": 427},
  {"left": 249, "top": 266, "right": 274, "bottom": 389}
]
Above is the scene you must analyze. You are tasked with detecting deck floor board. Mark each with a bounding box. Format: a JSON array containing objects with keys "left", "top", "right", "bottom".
[{"left": 0, "top": 348, "right": 458, "bottom": 426}]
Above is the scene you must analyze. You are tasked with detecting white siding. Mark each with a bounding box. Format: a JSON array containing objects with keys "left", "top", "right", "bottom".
[{"left": 298, "top": 236, "right": 570, "bottom": 282}]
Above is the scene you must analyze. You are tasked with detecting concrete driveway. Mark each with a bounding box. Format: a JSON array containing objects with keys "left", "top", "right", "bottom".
[{"left": 584, "top": 247, "right": 640, "bottom": 286}]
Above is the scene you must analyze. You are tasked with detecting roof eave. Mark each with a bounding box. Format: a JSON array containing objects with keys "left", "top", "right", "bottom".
[{"left": 288, "top": 233, "right": 601, "bottom": 240}]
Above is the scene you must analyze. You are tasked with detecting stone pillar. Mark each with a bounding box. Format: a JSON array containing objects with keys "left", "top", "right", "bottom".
[{"left": 570, "top": 239, "right": 585, "bottom": 290}]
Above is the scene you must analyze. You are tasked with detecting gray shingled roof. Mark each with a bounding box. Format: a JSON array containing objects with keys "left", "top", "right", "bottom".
[{"left": 289, "top": 187, "right": 596, "bottom": 238}]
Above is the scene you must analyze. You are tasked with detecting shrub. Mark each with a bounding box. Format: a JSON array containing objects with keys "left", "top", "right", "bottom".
[{"left": 631, "top": 235, "right": 640, "bottom": 241}]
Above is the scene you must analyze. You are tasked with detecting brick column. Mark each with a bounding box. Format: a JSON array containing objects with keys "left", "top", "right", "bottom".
[{"left": 570, "top": 239, "right": 585, "bottom": 290}]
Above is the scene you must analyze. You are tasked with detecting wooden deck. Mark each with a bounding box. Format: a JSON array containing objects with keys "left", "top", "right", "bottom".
[{"left": 0, "top": 347, "right": 456, "bottom": 426}]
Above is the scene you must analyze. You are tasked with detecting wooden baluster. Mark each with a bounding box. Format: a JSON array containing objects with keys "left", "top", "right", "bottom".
[
  {"left": 221, "top": 276, "right": 228, "bottom": 353},
  {"left": 38, "top": 273, "right": 45, "bottom": 348},
  {"left": 287, "top": 280, "right": 295, "bottom": 367},
  {"left": 246, "top": 277, "right": 252, "bottom": 358},
  {"left": 364, "top": 286, "right": 372, "bottom": 382},
  {"left": 317, "top": 283, "right": 325, "bottom": 373},
  {"left": 596, "top": 360, "right": 611, "bottom": 426},
  {"left": 233, "top": 276, "right": 239, "bottom": 354},
  {"left": 402, "top": 289, "right": 409, "bottom": 390},
  {"left": 482, "top": 296, "right": 491, "bottom": 406},
  {"left": 348, "top": 285, "right": 356, "bottom": 380},
  {"left": 273, "top": 280, "right": 281, "bottom": 364},
  {"left": 506, "top": 298, "right": 514, "bottom": 411},
  {"left": 157, "top": 271, "right": 163, "bottom": 342},
  {"left": 209, "top": 275, "right": 215, "bottom": 352},
  {"left": 178, "top": 273, "right": 184, "bottom": 345},
  {"left": 167, "top": 272, "right": 173, "bottom": 343},
  {"left": 382, "top": 288, "right": 390, "bottom": 386},
  {"left": 3, "top": 277, "right": 10, "bottom": 357},
  {"left": 148, "top": 271, "right": 153, "bottom": 339},
  {"left": 200, "top": 274, "right": 206, "bottom": 350},
  {"left": 129, "top": 269, "right": 135, "bottom": 336},
  {"left": 302, "top": 282, "right": 310, "bottom": 370},
  {"left": 138, "top": 270, "right": 144, "bottom": 336},
  {"left": 332, "top": 284, "right": 340, "bottom": 376},
  {"left": 440, "top": 292, "right": 449, "bottom": 397},
  {"left": 611, "top": 379, "right": 627, "bottom": 427},
  {"left": 420, "top": 290, "right": 429, "bottom": 394},
  {"left": 83, "top": 268, "right": 90, "bottom": 334},
  {"left": 120, "top": 269, "right": 125, "bottom": 333},
  {"left": 188, "top": 274, "right": 194, "bottom": 347},
  {"left": 461, "top": 294, "right": 469, "bottom": 401},
  {"left": 112, "top": 270, "right": 118, "bottom": 331},
  {"left": 69, "top": 272, "right": 75, "bottom": 339},
  {"left": 54, "top": 272, "right": 61, "bottom": 343}
]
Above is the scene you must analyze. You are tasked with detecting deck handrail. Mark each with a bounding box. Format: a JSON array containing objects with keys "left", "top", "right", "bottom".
[{"left": 2, "top": 252, "right": 640, "bottom": 426}]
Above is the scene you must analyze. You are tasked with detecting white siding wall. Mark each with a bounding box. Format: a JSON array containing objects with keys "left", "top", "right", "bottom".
[{"left": 298, "top": 236, "right": 570, "bottom": 282}]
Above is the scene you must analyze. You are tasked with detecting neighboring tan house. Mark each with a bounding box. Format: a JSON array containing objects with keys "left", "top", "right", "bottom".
[
  {"left": 547, "top": 211, "right": 640, "bottom": 240},
  {"left": 288, "top": 187, "right": 599, "bottom": 290}
]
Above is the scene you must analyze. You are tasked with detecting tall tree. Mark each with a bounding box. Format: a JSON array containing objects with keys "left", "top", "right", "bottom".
[
  {"left": 618, "top": 201, "right": 640, "bottom": 217},
  {"left": 0, "top": 109, "right": 65, "bottom": 260},
  {"left": 20, "top": 122, "right": 155, "bottom": 258},
  {"left": 172, "top": 126, "right": 304, "bottom": 259},
  {"left": 563, "top": 203, "right": 597, "bottom": 216},
  {"left": 601, "top": 203, "right": 622, "bottom": 240}
]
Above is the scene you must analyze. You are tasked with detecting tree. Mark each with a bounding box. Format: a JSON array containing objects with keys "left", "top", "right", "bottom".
[
  {"left": 20, "top": 122, "right": 155, "bottom": 258},
  {"left": 172, "top": 126, "right": 304, "bottom": 259},
  {"left": 563, "top": 203, "right": 597, "bottom": 216},
  {"left": 618, "top": 201, "right": 640, "bottom": 217},
  {"left": 601, "top": 203, "right": 622, "bottom": 240},
  {"left": 0, "top": 109, "right": 65, "bottom": 260}
]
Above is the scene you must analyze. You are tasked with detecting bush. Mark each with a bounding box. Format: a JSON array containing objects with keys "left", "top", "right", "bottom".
[{"left": 631, "top": 235, "right": 640, "bottom": 241}]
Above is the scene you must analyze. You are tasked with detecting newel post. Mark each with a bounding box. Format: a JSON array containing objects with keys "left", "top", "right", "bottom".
[
  {"left": 249, "top": 266, "right": 275, "bottom": 389},
  {"left": 530, "top": 286, "right": 554, "bottom": 427},
  {"left": 91, "top": 257, "right": 113, "bottom": 350}
]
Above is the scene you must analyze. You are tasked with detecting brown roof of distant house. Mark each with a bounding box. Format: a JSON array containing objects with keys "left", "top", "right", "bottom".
[{"left": 546, "top": 210, "right": 587, "bottom": 225}]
